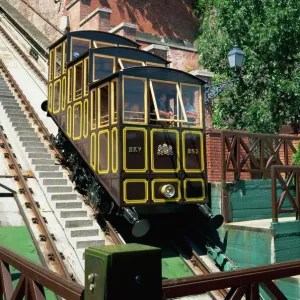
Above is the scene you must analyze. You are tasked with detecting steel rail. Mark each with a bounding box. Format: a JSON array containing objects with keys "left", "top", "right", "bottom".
[
  {"left": 105, "top": 220, "right": 125, "bottom": 244},
  {"left": 0, "top": 24, "right": 48, "bottom": 85},
  {"left": 0, "top": 127, "right": 70, "bottom": 280}
]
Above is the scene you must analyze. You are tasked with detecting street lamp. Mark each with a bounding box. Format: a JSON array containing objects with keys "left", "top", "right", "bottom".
[{"left": 204, "top": 44, "right": 245, "bottom": 104}]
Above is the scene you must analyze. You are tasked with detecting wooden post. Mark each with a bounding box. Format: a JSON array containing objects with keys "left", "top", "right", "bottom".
[{"left": 85, "top": 244, "right": 161, "bottom": 300}]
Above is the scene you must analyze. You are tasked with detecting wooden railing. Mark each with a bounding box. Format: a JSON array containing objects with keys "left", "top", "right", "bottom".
[
  {"left": 162, "top": 259, "right": 300, "bottom": 299},
  {"left": 0, "top": 245, "right": 84, "bottom": 300},
  {"left": 271, "top": 165, "right": 300, "bottom": 222},
  {"left": 221, "top": 130, "right": 300, "bottom": 182}
]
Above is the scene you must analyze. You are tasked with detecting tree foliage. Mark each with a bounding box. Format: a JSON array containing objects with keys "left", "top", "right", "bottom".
[{"left": 194, "top": 0, "right": 300, "bottom": 133}]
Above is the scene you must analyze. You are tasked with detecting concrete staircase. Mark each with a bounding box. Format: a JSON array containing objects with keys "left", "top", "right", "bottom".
[{"left": 0, "top": 75, "right": 105, "bottom": 264}]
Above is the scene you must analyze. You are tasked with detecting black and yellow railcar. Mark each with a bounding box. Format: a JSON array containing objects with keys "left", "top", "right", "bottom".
[{"left": 45, "top": 30, "right": 222, "bottom": 236}]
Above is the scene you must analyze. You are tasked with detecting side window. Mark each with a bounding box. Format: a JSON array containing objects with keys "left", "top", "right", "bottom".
[
  {"left": 49, "top": 50, "right": 54, "bottom": 81},
  {"left": 55, "top": 44, "right": 62, "bottom": 78},
  {"left": 71, "top": 38, "right": 91, "bottom": 60},
  {"left": 62, "top": 40, "right": 67, "bottom": 74},
  {"left": 150, "top": 80, "right": 187, "bottom": 123},
  {"left": 53, "top": 80, "right": 61, "bottom": 114},
  {"left": 94, "top": 41, "right": 115, "bottom": 48},
  {"left": 48, "top": 84, "right": 53, "bottom": 112},
  {"left": 61, "top": 77, "right": 66, "bottom": 111},
  {"left": 111, "top": 80, "right": 118, "bottom": 124},
  {"left": 67, "top": 67, "right": 73, "bottom": 103},
  {"left": 74, "top": 62, "right": 83, "bottom": 100},
  {"left": 123, "top": 77, "right": 146, "bottom": 124},
  {"left": 91, "top": 89, "right": 97, "bottom": 130},
  {"left": 146, "top": 62, "right": 165, "bottom": 67},
  {"left": 93, "top": 55, "right": 114, "bottom": 82},
  {"left": 98, "top": 84, "right": 109, "bottom": 128},
  {"left": 84, "top": 58, "right": 89, "bottom": 96},
  {"left": 118, "top": 59, "right": 144, "bottom": 70},
  {"left": 181, "top": 84, "right": 202, "bottom": 128}
]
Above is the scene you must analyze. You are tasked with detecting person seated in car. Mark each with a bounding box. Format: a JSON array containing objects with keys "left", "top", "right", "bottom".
[
  {"left": 183, "top": 95, "right": 197, "bottom": 123},
  {"left": 155, "top": 93, "right": 174, "bottom": 119}
]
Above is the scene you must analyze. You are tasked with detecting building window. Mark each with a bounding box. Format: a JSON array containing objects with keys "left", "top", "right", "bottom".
[{"left": 123, "top": 76, "right": 146, "bottom": 124}]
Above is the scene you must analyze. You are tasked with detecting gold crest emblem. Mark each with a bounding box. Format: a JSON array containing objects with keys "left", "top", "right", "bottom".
[{"left": 157, "top": 143, "right": 173, "bottom": 156}]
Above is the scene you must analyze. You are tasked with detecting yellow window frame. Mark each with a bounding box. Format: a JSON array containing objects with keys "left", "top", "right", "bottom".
[
  {"left": 149, "top": 79, "right": 187, "bottom": 123},
  {"left": 67, "top": 67, "right": 73, "bottom": 104},
  {"left": 122, "top": 75, "right": 148, "bottom": 125},
  {"left": 123, "top": 179, "right": 148, "bottom": 204},
  {"left": 73, "top": 101, "right": 82, "bottom": 141},
  {"left": 146, "top": 62, "right": 165, "bottom": 67},
  {"left": 118, "top": 57, "right": 145, "bottom": 70},
  {"left": 93, "top": 41, "right": 116, "bottom": 48},
  {"left": 84, "top": 57, "right": 89, "bottom": 96},
  {"left": 54, "top": 43, "right": 63, "bottom": 80},
  {"left": 111, "top": 79, "right": 118, "bottom": 125},
  {"left": 112, "top": 127, "right": 118, "bottom": 173},
  {"left": 70, "top": 37, "right": 91, "bottom": 61},
  {"left": 90, "top": 89, "right": 97, "bottom": 130},
  {"left": 67, "top": 106, "right": 72, "bottom": 137},
  {"left": 90, "top": 132, "right": 96, "bottom": 170},
  {"left": 49, "top": 49, "right": 54, "bottom": 82},
  {"left": 180, "top": 83, "right": 203, "bottom": 129},
  {"left": 48, "top": 83, "right": 53, "bottom": 112},
  {"left": 62, "top": 40, "right": 67, "bottom": 74},
  {"left": 98, "top": 83, "right": 110, "bottom": 129},
  {"left": 92, "top": 54, "right": 116, "bottom": 82},
  {"left": 73, "top": 60, "right": 83, "bottom": 101},
  {"left": 61, "top": 76, "right": 66, "bottom": 111}
]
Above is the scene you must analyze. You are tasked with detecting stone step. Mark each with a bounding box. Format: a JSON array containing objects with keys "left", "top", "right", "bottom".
[
  {"left": 25, "top": 147, "right": 47, "bottom": 153},
  {"left": 9, "top": 115, "right": 27, "bottom": 121},
  {"left": 28, "top": 153, "right": 51, "bottom": 159},
  {"left": 2, "top": 103, "right": 20, "bottom": 108},
  {"left": 60, "top": 210, "right": 87, "bottom": 218},
  {"left": 0, "top": 93, "right": 14, "bottom": 97},
  {"left": 32, "top": 158, "right": 55, "bottom": 165},
  {"left": 56, "top": 201, "right": 82, "bottom": 209},
  {"left": 19, "top": 136, "right": 40, "bottom": 142},
  {"left": 65, "top": 219, "right": 93, "bottom": 228},
  {"left": 47, "top": 186, "right": 72, "bottom": 193},
  {"left": 43, "top": 179, "right": 67, "bottom": 186},
  {"left": 69, "top": 228, "right": 99, "bottom": 238},
  {"left": 1, "top": 99, "right": 18, "bottom": 104},
  {"left": 35, "top": 165, "right": 60, "bottom": 172},
  {"left": 51, "top": 193, "right": 77, "bottom": 201},
  {"left": 12, "top": 122, "right": 31, "bottom": 128},
  {"left": 15, "top": 127, "right": 35, "bottom": 133},
  {"left": 4, "top": 108, "right": 22, "bottom": 113},
  {"left": 22, "top": 141, "right": 44, "bottom": 148},
  {"left": 9, "top": 113, "right": 26, "bottom": 118},
  {"left": 73, "top": 237, "right": 104, "bottom": 249},
  {"left": 38, "top": 171, "right": 63, "bottom": 178}
]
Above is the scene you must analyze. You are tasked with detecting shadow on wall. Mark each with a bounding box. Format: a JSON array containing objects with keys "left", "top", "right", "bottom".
[{"left": 97, "top": 0, "right": 197, "bottom": 41}]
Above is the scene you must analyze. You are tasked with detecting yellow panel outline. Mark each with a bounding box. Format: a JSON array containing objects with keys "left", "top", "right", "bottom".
[
  {"left": 184, "top": 178, "right": 205, "bottom": 202},
  {"left": 48, "top": 84, "right": 53, "bottom": 112},
  {"left": 90, "top": 132, "right": 96, "bottom": 170},
  {"left": 90, "top": 89, "right": 97, "bottom": 130},
  {"left": 151, "top": 178, "right": 181, "bottom": 203},
  {"left": 182, "top": 131, "right": 204, "bottom": 173},
  {"left": 118, "top": 57, "right": 145, "bottom": 70},
  {"left": 123, "top": 127, "right": 148, "bottom": 173},
  {"left": 83, "top": 99, "right": 88, "bottom": 138},
  {"left": 49, "top": 49, "right": 54, "bottom": 82},
  {"left": 92, "top": 54, "right": 116, "bottom": 82},
  {"left": 111, "top": 79, "right": 118, "bottom": 125},
  {"left": 61, "top": 76, "right": 66, "bottom": 111},
  {"left": 73, "top": 101, "right": 82, "bottom": 140},
  {"left": 146, "top": 62, "right": 165, "bottom": 67},
  {"left": 62, "top": 40, "right": 67, "bottom": 74},
  {"left": 93, "top": 41, "right": 116, "bottom": 48},
  {"left": 53, "top": 79, "right": 61, "bottom": 114},
  {"left": 66, "top": 105, "right": 72, "bottom": 137},
  {"left": 150, "top": 128, "right": 180, "bottom": 172},
  {"left": 98, "top": 83, "right": 110, "bottom": 128},
  {"left": 180, "top": 83, "right": 203, "bottom": 129},
  {"left": 123, "top": 179, "right": 148, "bottom": 204},
  {"left": 112, "top": 127, "right": 118, "bottom": 173},
  {"left": 98, "top": 129, "right": 110, "bottom": 174},
  {"left": 122, "top": 76, "right": 148, "bottom": 125}
]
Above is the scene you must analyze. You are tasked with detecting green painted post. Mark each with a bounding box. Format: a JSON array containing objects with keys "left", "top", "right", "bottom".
[{"left": 85, "top": 243, "right": 162, "bottom": 300}]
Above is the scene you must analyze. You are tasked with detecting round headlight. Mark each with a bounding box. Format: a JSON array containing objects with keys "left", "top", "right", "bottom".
[{"left": 161, "top": 184, "right": 175, "bottom": 198}]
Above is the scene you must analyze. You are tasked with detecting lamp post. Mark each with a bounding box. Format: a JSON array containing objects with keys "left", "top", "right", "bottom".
[{"left": 204, "top": 44, "right": 245, "bottom": 104}]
